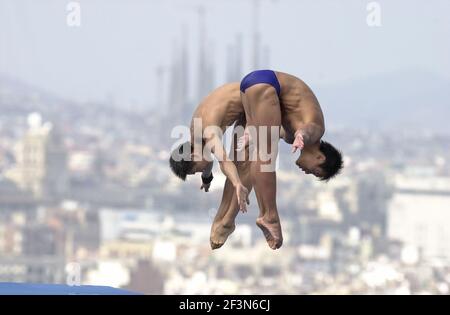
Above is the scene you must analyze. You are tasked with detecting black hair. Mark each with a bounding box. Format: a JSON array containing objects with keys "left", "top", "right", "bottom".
[
  {"left": 169, "top": 141, "right": 194, "bottom": 181},
  {"left": 318, "top": 140, "right": 343, "bottom": 182}
]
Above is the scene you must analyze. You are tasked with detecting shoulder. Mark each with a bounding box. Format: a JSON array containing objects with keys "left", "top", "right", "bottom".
[{"left": 307, "top": 122, "right": 325, "bottom": 140}]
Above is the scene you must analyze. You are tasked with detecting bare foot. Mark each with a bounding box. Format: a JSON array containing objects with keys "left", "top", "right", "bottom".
[
  {"left": 210, "top": 221, "right": 236, "bottom": 250},
  {"left": 256, "top": 216, "right": 283, "bottom": 250}
]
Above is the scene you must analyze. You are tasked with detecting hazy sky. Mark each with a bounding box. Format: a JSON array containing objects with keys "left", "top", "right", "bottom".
[{"left": 0, "top": 0, "right": 449, "bottom": 105}]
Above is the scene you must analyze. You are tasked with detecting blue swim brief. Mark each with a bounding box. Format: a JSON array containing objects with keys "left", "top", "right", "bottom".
[{"left": 240, "top": 70, "right": 281, "bottom": 97}]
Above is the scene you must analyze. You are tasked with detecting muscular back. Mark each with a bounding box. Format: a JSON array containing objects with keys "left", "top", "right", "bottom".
[
  {"left": 190, "top": 82, "right": 244, "bottom": 143},
  {"left": 275, "top": 71, "right": 325, "bottom": 143}
]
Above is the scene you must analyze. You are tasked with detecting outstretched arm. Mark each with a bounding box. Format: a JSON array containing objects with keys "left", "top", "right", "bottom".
[{"left": 205, "top": 133, "right": 249, "bottom": 212}]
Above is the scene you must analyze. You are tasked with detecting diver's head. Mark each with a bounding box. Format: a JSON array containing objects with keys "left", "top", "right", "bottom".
[
  {"left": 169, "top": 141, "right": 211, "bottom": 180},
  {"left": 295, "top": 140, "right": 343, "bottom": 181}
]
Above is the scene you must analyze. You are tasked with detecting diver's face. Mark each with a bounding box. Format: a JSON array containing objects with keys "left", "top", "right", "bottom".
[{"left": 295, "top": 148, "right": 326, "bottom": 178}]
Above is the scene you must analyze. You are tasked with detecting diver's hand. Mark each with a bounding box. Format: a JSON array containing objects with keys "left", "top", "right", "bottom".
[
  {"left": 292, "top": 131, "right": 305, "bottom": 153},
  {"left": 200, "top": 173, "right": 213, "bottom": 192},
  {"left": 200, "top": 182, "right": 211, "bottom": 192},
  {"left": 236, "top": 128, "right": 250, "bottom": 152},
  {"left": 235, "top": 183, "right": 250, "bottom": 213}
]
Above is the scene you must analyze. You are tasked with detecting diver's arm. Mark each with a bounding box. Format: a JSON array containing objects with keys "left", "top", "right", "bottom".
[
  {"left": 201, "top": 160, "right": 213, "bottom": 177},
  {"left": 292, "top": 123, "right": 324, "bottom": 153},
  {"left": 206, "top": 134, "right": 249, "bottom": 212},
  {"left": 206, "top": 135, "right": 240, "bottom": 187},
  {"left": 200, "top": 161, "right": 214, "bottom": 192},
  {"left": 298, "top": 123, "right": 324, "bottom": 145},
  {"left": 280, "top": 126, "right": 294, "bottom": 144}
]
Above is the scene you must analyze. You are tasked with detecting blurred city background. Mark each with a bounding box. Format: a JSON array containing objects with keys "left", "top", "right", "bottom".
[{"left": 0, "top": 0, "right": 449, "bottom": 294}]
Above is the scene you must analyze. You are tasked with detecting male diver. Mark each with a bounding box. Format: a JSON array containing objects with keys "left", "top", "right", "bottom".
[
  {"left": 169, "top": 82, "right": 250, "bottom": 213},
  {"left": 170, "top": 73, "right": 343, "bottom": 250},
  {"left": 233, "top": 70, "right": 344, "bottom": 250}
]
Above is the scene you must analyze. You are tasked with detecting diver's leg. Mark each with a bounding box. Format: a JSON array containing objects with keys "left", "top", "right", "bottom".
[
  {"left": 210, "top": 178, "right": 237, "bottom": 249},
  {"left": 210, "top": 161, "right": 252, "bottom": 249},
  {"left": 210, "top": 119, "right": 253, "bottom": 249},
  {"left": 241, "top": 84, "right": 283, "bottom": 250}
]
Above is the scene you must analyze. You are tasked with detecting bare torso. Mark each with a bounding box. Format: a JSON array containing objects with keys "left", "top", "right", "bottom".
[
  {"left": 190, "top": 82, "right": 244, "bottom": 143},
  {"left": 275, "top": 71, "right": 325, "bottom": 144},
  {"left": 189, "top": 74, "right": 324, "bottom": 145}
]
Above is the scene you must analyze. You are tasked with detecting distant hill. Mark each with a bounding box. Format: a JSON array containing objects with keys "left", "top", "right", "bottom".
[
  {"left": 315, "top": 69, "right": 450, "bottom": 134},
  {"left": 0, "top": 73, "right": 68, "bottom": 115},
  {"left": 0, "top": 73, "right": 62, "bottom": 101}
]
